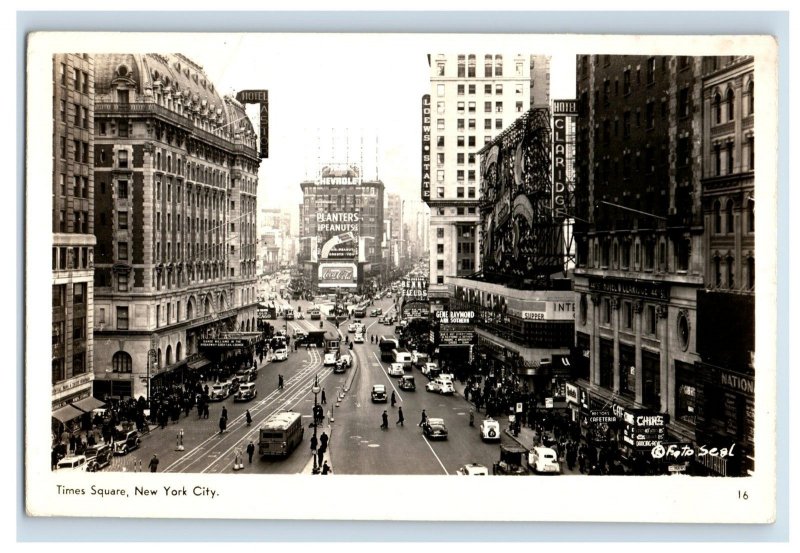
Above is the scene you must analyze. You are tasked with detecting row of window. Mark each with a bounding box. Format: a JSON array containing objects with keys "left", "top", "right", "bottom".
[
  {"left": 59, "top": 138, "right": 90, "bottom": 163},
  {"left": 57, "top": 174, "right": 90, "bottom": 199},
  {"left": 443, "top": 118, "right": 507, "bottom": 132},
  {"left": 712, "top": 82, "right": 754, "bottom": 124},
  {"left": 435, "top": 54, "right": 513, "bottom": 78},
  {"left": 433, "top": 186, "right": 477, "bottom": 200},
  {"left": 59, "top": 101, "right": 90, "bottom": 129},
  {"left": 712, "top": 198, "right": 755, "bottom": 235},
  {"left": 59, "top": 63, "right": 89, "bottom": 94},
  {"left": 437, "top": 82, "right": 526, "bottom": 98},
  {"left": 51, "top": 352, "right": 86, "bottom": 384},
  {"left": 56, "top": 210, "right": 90, "bottom": 234},
  {"left": 52, "top": 283, "right": 86, "bottom": 307},
  {"left": 588, "top": 236, "right": 690, "bottom": 273},
  {"left": 711, "top": 255, "right": 755, "bottom": 290},
  {"left": 711, "top": 137, "right": 755, "bottom": 176}
]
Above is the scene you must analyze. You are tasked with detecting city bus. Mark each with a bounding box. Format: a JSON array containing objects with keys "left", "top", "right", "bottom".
[
  {"left": 379, "top": 336, "right": 400, "bottom": 362},
  {"left": 258, "top": 411, "right": 304, "bottom": 458},
  {"left": 353, "top": 305, "right": 367, "bottom": 319}
]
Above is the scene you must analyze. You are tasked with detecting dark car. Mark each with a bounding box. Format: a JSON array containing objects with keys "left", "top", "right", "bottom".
[
  {"left": 85, "top": 443, "right": 113, "bottom": 472},
  {"left": 370, "top": 309, "right": 380, "bottom": 317},
  {"left": 399, "top": 375, "right": 416, "bottom": 391},
  {"left": 113, "top": 430, "right": 141, "bottom": 456},
  {"left": 371, "top": 384, "right": 387, "bottom": 403},
  {"left": 422, "top": 417, "right": 448, "bottom": 440}
]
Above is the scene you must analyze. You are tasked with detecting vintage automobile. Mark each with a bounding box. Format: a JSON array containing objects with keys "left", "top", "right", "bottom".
[
  {"left": 456, "top": 463, "right": 489, "bottom": 476},
  {"left": 422, "top": 417, "right": 448, "bottom": 440},
  {"left": 480, "top": 417, "right": 501, "bottom": 441},
  {"left": 84, "top": 443, "right": 113, "bottom": 472},
  {"left": 426, "top": 378, "right": 454, "bottom": 395},
  {"left": 371, "top": 384, "right": 387, "bottom": 403},
  {"left": 370, "top": 309, "right": 380, "bottom": 317},
  {"left": 236, "top": 367, "right": 258, "bottom": 383},
  {"left": 492, "top": 444, "right": 531, "bottom": 475},
  {"left": 529, "top": 446, "right": 561, "bottom": 474},
  {"left": 347, "top": 323, "right": 357, "bottom": 333},
  {"left": 209, "top": 382, "right": 231, "bottom": 401},
  {"left": 399, "top": 375, "right": 416, "bottom": 391},
  {"left": 354, "top": 333, "right": 365, "bottom": 343},
  {"left": 113, "top": 430, "right": 141, "bottom": 456},
  {"left": 273, "top": 348, "right": 289, "bottom": 361},
  {"left": 388, "top": 362, "right": 405, "bottom": 377},
  {"left": 56, "top": 455, "right": 88, "bottom": 472},
  {"left": 234, "top": 382, "right": 258, "bottom": 402}
]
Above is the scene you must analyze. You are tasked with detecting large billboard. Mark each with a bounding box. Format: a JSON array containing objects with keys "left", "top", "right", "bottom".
[
  {"left": 421, "top": 94, "right": 431, "bottom": 200},
  {"left": 318, "top": 262, "right": 357, "bottom": 288},
  {"left": 235, "top": 89, "right": 269, "bottom": 158},
  {"left": 316, "top": 213, "right": 360, "bottom": 261}
]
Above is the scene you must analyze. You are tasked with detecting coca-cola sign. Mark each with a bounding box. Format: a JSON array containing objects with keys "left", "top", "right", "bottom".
[{"left": 318, "top": 263, "right": 357, "bottom": 288}]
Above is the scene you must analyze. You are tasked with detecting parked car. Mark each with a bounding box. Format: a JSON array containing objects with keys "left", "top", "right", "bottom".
[
  {"left": 399, "top": 375, "right": 416, "bottom": 391},
  {"left": 371, "top": 384, "right": 387, "bottom": 403},
  {"left": 85, "top": 443, "right": 113, "bottom": 472},
  {"left": 234, "top": 382, "right": 258, "bottom": 402},
  {"left": 456, "top": 463, "right": 489, "bottom": 476},
  {"left": 529, "top": 447, "right": 561, "bottom": 474},
  {"left": 422, "top": 417, "right": 448, "bottom": 440},
  {"left": 209, "top": 382, "right": 231, "bottom": 401},
  {"left": 236, "top": 367, "right": 258, "bottom": 382},
  {"left": 480, "top": 418, "right": 501, "bottom": 441},
  {"left": 388, "top": 363, "right": 405, "bottom": 377},
  {"left": 56, "top": 455, "right": 87, "bottom": 472},
  {"left": 113, "top": 430, "right": 141, "bottom": 456}
]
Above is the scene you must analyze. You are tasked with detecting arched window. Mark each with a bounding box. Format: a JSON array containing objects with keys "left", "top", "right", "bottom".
[
  {"left": 165, "top": 344, "right": 173, "bottom": 366},
  {"left": 714, "top": 256, "right": 722, "bottom": 287},
  {"left": 726, "top": 199, "right": 735, "bottom": 234},
  {"left": 714, "top": 200, "right": 722, "bottom": 234},
  {"left": 748, "top": 81, "right": 754, "bottom": 115},
  {"left": 186, "top": 298, "right": 194, "bottom": 320},
  {"left": 494, "top": 54, "right": 503, "bottom": 77},
  {"left": 726, "top": 255, "right": 735, "bottom": 288},
  {"left": 726, "top": 88, "right": 735, "bottom": 121},
  {"left": 713, "top": 92, "right": 722, "bottom": 124},
  {"left": 112, "top": 351, "right": 132, "bottom": 373},
  {"left": 157, "top": 348, "right": 162, "bottom": 369},
  {"left": 748, "top": 198, "right": 755, "bottom": 233}
]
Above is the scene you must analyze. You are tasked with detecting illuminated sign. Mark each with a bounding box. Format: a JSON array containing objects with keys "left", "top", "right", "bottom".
[
  {"left": 316, "top": 212, "right": 360, "bottom": 233},
  {"left": 434, "top": 311, "right": 476, "bottom": 325},
  {"left": 318, "top": 263, "right": 357, "bottom": 288},
  {"left": 553, "top": 99, "right": 578, "bottom": 115},
  {"left": 403, "top": 276, "right": 429, "bottom": 299},
  {"left": 320, "top": 177, "right": 360, "bottom": 185},
  {"left": 235, "top": 89, "right": 269, "bottom": 159},
  {"left": 421, "top": 94, "right": 431, "bottom": 200}
]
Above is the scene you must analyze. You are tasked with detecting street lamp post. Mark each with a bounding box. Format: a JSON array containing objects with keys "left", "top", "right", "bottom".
[{"left": 311, "top": 375, "right": 321, "bottom": 475}]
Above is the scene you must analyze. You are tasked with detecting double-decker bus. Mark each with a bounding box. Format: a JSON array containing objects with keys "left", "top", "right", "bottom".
[
  {"left": 258, "top": 411, "right": 304, "bottom": 457},
  {"left": 379, "top": 335, "right": 400, "bottom": 362}
]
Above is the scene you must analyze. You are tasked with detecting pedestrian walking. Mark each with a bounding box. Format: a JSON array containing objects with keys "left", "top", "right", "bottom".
[
  {"left": 396, "top": 406, "right": 404, "bottom": 426},
  {"left": 278, "top": 374, "right": 284, "bottom": 390},
  {"left": 221, "top": 406, "right": 228, "bottom": 421},
  {"left": 469, "top": 408, "right": 475, "bottom": 427},
  {"left": 310, "top": 434, "right": 318, "bottom": 452},
  {"left": 245, "top": 409, "right": 252, "bottom": 426},
  {"left": 321, "top": 461, "right": 331, "bottom": 475},
  {"left": 418, "top": 409, "right": 428, "bottom": 427},
  {"left": 390, "top": 391, "right": 396, "bottom": 407},
  {"left": 380, "top": 410, "right": 389, "bottom": 430},
  {"left": 148, "top": 454, "right": 159, "bottom": 473},
  {"left": 233, "top": 448, "right": 244, "bottom": 471},
  {"left": 219, "top": 415, "right": 227, "bottom": 434},
  {"left": 321, "top": 389, "right": 327, "bottom": 404},
  {"left": 317, "top": 447, "right": 324, "bottom": 467},
  {"left": 246, "top": 441, "right": 255, "bottom": 464},
  {"left": 319, "top": 431, "right": 329, "bottom": 452}
]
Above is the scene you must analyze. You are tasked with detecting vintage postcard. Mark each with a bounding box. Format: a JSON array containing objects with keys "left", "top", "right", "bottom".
[{"left": 25, "top": 32, "right": 778, "bottom": 522}]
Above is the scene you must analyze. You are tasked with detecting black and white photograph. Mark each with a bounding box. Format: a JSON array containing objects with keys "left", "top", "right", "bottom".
[{"left": 25, "top": 31, "right": 779, "bottom": 523}]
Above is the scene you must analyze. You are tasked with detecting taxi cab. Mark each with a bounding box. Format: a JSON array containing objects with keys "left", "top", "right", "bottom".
[
  {"left": 56, "top": 455, "right": 87, "bottom": 472},
  {"left": 480, "top": 418, "right": 501, "bottom": 441}
]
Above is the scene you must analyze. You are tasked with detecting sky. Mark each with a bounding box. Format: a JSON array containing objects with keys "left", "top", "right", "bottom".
[{"left": 174, "top": 34, "right": 576, "bottom": 233}]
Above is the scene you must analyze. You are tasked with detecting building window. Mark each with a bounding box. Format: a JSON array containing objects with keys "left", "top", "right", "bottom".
[
  {"left": 646, "top": 57, "right": 656, "bottom": 84},
  {"left": 484, "top": 54, "right": 492, "bottom": 78},
  {"left": 468, "top": 84, "right": 475, "bottom": 94},
  {"left": 457, "top": 84, "right": 464, "bottom": 95},
  {"left": 468, "top": 101, "right": 475, "bottom": 113},
  {"left": 117, "top": 306, "right": 129, "bottom": 330},
  {"left": 676, "top": 238, "right": 690, "bottom": 271},
  {"left": 457, "top": 55, "right": 465, "bottom": 78},
  {"left": 495, "top": 119, "right": 502, "bottom": 130},
  {"left": 436, "top": 228, "right": 444, "bottom": 239},
  {"left": 646, "top": 305, "right": 657, "bottom": 336},
  {"left": 118, "top": 150, "right": 128, "bottom": 168},
  {"left": 437, "top": 118, "right": 445, "bottom": 131},
  {"left": 726, "top": 142, "right": 734, "bottom": 174},
  {"left": 727, "top": 88, "right": 735, "bottom": 121},
  {"left": 72, "top": 316, "right": 85, "bottom": 340},
  {"left": 468, "top": 187, "right": 476, "bottom": 199},
  {"left": 117, "top": 273, "right": 128, "bottom": 292},
  {"left": 73, "top": 282, "right": 85, "bottom": 304},
  {"left": 713, "top": 201, "right": 722, "bottom": 233},
  {"left": 726, "top": 256, "right": 735, "bottom": 288},
  {"left": 118, "top": 211, "right": 128, "bottom": 230},
  {"left": 437, "top": 136, "right": 444, "bottom": 148},
  {"left": 675, "top": 362, "right": 696, "bottom": 425},
  {"left": 726, "top": 199, "right": 735, "bottom": 234},
  {"left": 599, "top": 338, "right": 613, "bottom": 389},
  {"left": 619, "top": 343, "right": 636, "bottom": 397},
  {"left": 436, "top": 170, "right": 445, "bottom": 182},
  {"left": 678, "top": 87, "right": 690, "bottom": 118},
  {"left": 642, "top": 351, "right": 661, "bottom": 410},
  {"left": 713, "top": 92, "right": 722, "bottom": 124},
  {"left": 437, "top": 84, "right": 445, "bottom": 97},
  {"left": 436, "top": 61, "right": 445, "bottom": 76},
  {"left": 468, "top": 55, "right": 475, "bottom": 77},
  {"left": 437, "top": 275, "right": 444, "bottom": 284},
  {"left": 495, "top": 84, "right": 502, "bottom": 95},
  {"left": 437, "top": 260, "right": 444, "bottom": 270},
  {"left": 748, "top": 81, "right": 754, "bottom": 115},
  {"left": 623, "top": 69, "right": 631, "bottom": 95},
  {"left": 468, "top": 119, "right": 476, "bottom": 130},
  {"left": 436, "top": 244, "right": 444, "bottom": 254},
  {"left": 494, "top": 55, "right": 503, "bottom": 76},
  {"left": 118, "top": 241, "right": 128, "bottom": 261},
  {"left": 714, "top": 256, "right": 722, "bottom": 287},
  {"left": 495, "top": 101, "right": 503, "bottom": 113},
  {"left": 748, "top": 199, "right": 755, "bottom": 233},
  {"left": 72, "top": 352, "right": 86, "bottom": 376},
  {"left": 436, "top": 187, "right": 444, "bottom": 199},
  {"left": 457, "top": 187, "right": 464, "bottom": 198},
  {"left": 602, "top": 298, "right": 611, "bottom": 325},
  {"left": 748, "top": 257, "right": 755, "bottom": 289},
  {"left": 468, "top": 136, "right": 476, "bottom": 147},
  {"left": 112, "top": 351, "right": 133, "bottom": 373}
]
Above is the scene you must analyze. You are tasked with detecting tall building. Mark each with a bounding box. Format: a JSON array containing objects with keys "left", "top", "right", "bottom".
[
  {"left": 387, "top": 193, "right": 403, "bottom": 268},
  {"left": 694, "top": 56, "right": 755, "bottom": 476},
  {"left": 573, "top": 55, "right": 709, "bottom": 465},
  {"left": 424, "top": 53, "right": 551, "bottom": 305},
  {"left": 52, "top": 53, "right": 99, "bottom": 429},
  {"left": 91, "top": 53, "right": 261, "bottom": 399},
  {"left": 259, "top": 208, "right": 294, "bottom": 269},
  {"left": 298, "top": 164, "right": 384, "bottom": 293}
]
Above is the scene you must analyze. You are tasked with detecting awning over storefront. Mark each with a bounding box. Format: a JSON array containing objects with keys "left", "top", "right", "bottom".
[
  {"left": 52, "top": 404, "right": 84, "bottom": 423},
  {"left": 188, "top": 357, "right": 212, "bottom": 370},
  {"left": 72, "top": 396, "right": 105, "bottom": 413}
]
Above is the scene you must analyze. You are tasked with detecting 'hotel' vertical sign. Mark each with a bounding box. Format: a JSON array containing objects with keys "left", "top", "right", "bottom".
[
  {"left": 421, "top": 94, "right": 431, "bottom": 200},
  {"left": 235, "top": 89, "right": 269, "bottom": 159},
  {"left": 552, "top": 99, "right": 577, "bottom": 220}
]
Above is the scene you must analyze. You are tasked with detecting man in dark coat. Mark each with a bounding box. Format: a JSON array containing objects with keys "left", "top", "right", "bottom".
[
  {"left": 246, "top": 441, "right": 255, "bottom": 464},
  {"left": 148, "top": 454, "right": 159, "bottom": 473},
  {"left": 396, "top": 407, "right": 404, "bottom": 426},
  {"left": 319, "top": 431, "right": 329, "bottom": 453},
  {"left": 381, "top": 410, "right": 389, "bottom": 430}
]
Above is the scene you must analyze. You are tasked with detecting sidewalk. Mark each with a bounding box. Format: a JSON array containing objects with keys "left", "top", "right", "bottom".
[{"left": 450, "top": 379, "right": 582, "bottom": 475}]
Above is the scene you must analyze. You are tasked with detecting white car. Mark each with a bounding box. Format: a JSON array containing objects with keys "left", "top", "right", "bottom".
[
  {"left": 421, "top": 363, "right": 438, "bottom": 377},
  {"left": 480, "top": 418, "right": 501, "bottom": 441},
  {"left": 339, "top": 354, "right": 352, "bottom": 368},
  {"left": 354, "top": 333, "right": 364, "bottom": 343},
  {"left": 324, "top": 352, "right": 338, "bottom": 366},
  {"left": 530, "top": 447, "right": 561, "bottom": 474},
  {"left": 388, "top": 363, "right": 405, "bottom": 377},
  {"left": 273, "top": 348, "right": 288, "bottom": 361},
  {"left": 425, "top": 378, "right": 454, "bottom": 394},
  {"left": 456, "top": 463, "right": 489, "bottom": 476},
  {"left": 347, "top": 323, "right": 357, "bottom": 333},
  {"left": 209, "top": 382, "right": 230, "bottom": 401},
  {"left": 56, "top": 455, "right": 88, "bottom": 472}
]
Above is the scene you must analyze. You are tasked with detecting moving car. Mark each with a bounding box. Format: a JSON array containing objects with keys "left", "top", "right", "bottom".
[
  {"left": 411, "top": 351, "right": 429, "bottom": 367},
  {"left": 323, "top": 352, "right": 338, "bottom": 366},
  {"left": 234, "top": 382, "right": 258, "bottom": 402},
  {"left": 113, "top": 430, "right": 141, "bottom": 456},
  {"left": 354, "top": 333, "right": 364, "bottom": 343},
  {"left": 334, "top": 358, "right": 347, "bottom": 374},
  {"left": 399, "top": 375, "right": 416, "bottom": 391},
  {"left": 529, "top": 447, "right": 561, "bottom": 474},
  {"left": 370, "top": 309, "right": 380, "bottom": 317},
  {"left": 85, "top": 444, "right": 113, "bottom": 472},
  {"left": 480, "top": 418, "right": 501, "bottom": 441},
  {"left": 422, "top": 417, "right": 448, "bottom": 440},
  {"left": 425, "top": 378, "right": 454, "bottom": 395},
  {"left": 274, "top": 348, "right": 288, "bottom": 361},
  {"left": 371, "top": 384, "right": 387, "bottom": 403},
  {"left": 421, "top": 362, "right": 439, "bottom": 378},
  {"left": 339, "top": 354, "right": 352, "bottom": 368},
  {"left": 347, "top": 323, "right": 357, "bottom": 333},
  {"left": 209, "top": 382, "right": 231, "bottom": 401},
  {"left": 56, "top": 455, "right": 88, "bottom": 472},
  {"left": 456, "top": 463, "right": 489, "bottom": 476},
  {"left": 388, "top": 362, "right": 405, "bottom": 377},
  {"left": 236, "top": 367, "right": 258, "bottom": 382}
]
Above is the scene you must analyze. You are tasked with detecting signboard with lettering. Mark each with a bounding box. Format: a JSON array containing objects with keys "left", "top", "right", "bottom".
[
  {"left": 553, "top": 99, "right": 578, "bottom": 115},
  {"left": 622, "top": 410, "right": 669, "bottom": 449},
  {"left": 516, "top": 301, "right": 575, "bottom": 321},
  {"left": 318, "top": 263, "right": 357, "bottom": 288},
  {"left": 439, "top": 328, "right": 474, "bottom": 345},
  {"left": 434, "top": 311, "right": 476, "bottom": 325},
  {"left": 552, "top": 114, "right": 569, "bottom": 220},
  {"left": 588, "top": 277, "right": 669, "bottom": 301},
  {"left": 402, "top": 301, "right": 429, "bottom": 320},
  {"left": 200, "top": 338, "right": 249, "bottom": 349},
  {"left": 565, "top": 383, "right": 579, "bottom": 405},
  {"left": 235, "top": 89, "right": 269, "bottom": 158},
  {"left": 403, "top": 276, "right": 429, "bottom": 300},
  {"left": 421, "top": 94, "right": 431, "bottom": 200}
]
